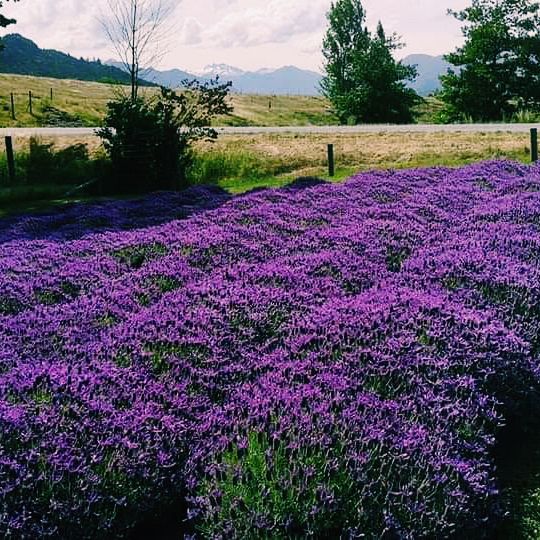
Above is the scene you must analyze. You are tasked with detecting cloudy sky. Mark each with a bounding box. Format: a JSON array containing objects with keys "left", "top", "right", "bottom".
[{"left": 3, "top": 0, "right": 469, "bottom": 73}]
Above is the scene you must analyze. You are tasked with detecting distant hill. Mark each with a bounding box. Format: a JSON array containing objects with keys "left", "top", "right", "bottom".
[
  {"left": 0, "top": 34, "right": 153, "bottom": 85},
  {"left": 402, "top": 54, "right": 453, "bottom": 96},
  {"left": 106, "top": 59, "right": 195, "bottom": 88},
  {"left": 229, "top": 66, "right": 322, "bottom": 96}
]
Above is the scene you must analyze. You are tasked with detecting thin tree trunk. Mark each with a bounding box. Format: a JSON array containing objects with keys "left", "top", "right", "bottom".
[{"left": 131, "top": 0, "right": 138, "bottom": 101}]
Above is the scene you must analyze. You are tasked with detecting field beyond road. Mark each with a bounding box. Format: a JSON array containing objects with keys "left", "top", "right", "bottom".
[
  {"left": 199, "top": 131, "right": 531, "bottom": 191},
  {"left": 0, "top": 73, "right": 452, "bottom": 128},
  {"left": 0, "top": 74, "right": 338, "bottom": 128}
]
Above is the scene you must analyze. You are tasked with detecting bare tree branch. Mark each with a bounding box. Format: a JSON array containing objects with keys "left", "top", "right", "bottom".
[{"left": 99, "top": 0, "right": 175, "bottom": 100}]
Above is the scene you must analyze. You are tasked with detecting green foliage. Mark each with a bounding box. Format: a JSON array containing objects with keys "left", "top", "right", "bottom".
[
  {"left": 98, "top": 80, "right": 233, "bottom": 194},
  {"left": 321, "top": 0, "right": 420, "bottom": 124},
  {"left": 0, "top": 1, "right": 18, "bottom": 49},
  {"left": 0, "top": 34, "right": 142, "bottom": 85},
  {"left": 440, "top": 0, "right": 540, "bottom": 122},
  {"left": 6, "top": 137, "right": 103, "bottom": 187},
  {"left": 197, "top": 432, "right": 357, "bottom": 538}
]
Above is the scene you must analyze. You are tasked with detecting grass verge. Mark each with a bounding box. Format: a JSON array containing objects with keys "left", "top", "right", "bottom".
[{"left": 0, "top": 130, "right": 533, "bottom": 216}]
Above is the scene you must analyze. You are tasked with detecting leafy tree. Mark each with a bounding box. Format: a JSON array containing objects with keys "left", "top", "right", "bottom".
[
  {"left": 0, "top": 0, "right": 19, "bottom": 50},
  {"left": 321, "top": 0, "right": 420, "bottom": 124},
  {"left": 440, "top": 0, "right": 540, "bottom": 122},
  {"left": 98, "top": 79, "right": 233, "bottom": 194}
]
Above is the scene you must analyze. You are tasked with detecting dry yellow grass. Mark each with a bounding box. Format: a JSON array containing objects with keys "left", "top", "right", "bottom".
[
  {"left": 0, "top": 74, "right": 129, "bottom": 127},
  {"left": 0, "top": 74, "right": 336, "bottom": 127},
  {"left": 6, "top": 130, "right": 530, "bottom": 177},
  {"left": 219, "top": 94, "right": 337, "bottom": 126},
  {"left": 195, "top": 131, "right": 530, "bottom": 178}
]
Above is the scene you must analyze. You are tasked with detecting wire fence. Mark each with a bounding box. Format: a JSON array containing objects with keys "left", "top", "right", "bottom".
[
  {"left": 0, "top": 88, "right": 138, "bottom": 127},
  {"left": 0, "top": 87, "right": 325, "bottom": 127}
]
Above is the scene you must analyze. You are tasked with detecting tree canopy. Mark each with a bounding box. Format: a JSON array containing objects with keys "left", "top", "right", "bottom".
[
  {"left": 321, "top": 0, "right": 420, "bottom": 124},
  {"left": 0, "top": 0, "right": 19, "bottom": 49},
  {"left": 440, "top": 0, "right": 540, "bottom": 121}
]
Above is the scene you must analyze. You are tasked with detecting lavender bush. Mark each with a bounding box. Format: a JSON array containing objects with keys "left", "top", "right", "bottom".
[{"left": 1, "top": 160, "right": 540, "bottom": 538}]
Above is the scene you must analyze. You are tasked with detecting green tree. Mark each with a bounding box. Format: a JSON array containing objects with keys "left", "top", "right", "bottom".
[
  {"left": 0, "top": 0, "right": 19, "bottom": 50},
  {"left": 321, "top": 0, "right": 420, "bottom": 124},
  {"left": 98, "top": 79, "right": 233, "bottom": 194},
  {"left": 440, "top": 0, "right": 540, "bottom": 122}
]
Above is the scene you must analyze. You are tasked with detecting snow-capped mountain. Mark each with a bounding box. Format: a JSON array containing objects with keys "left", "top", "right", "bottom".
[{"left": 198, "top": 63, "right": 246, "bottom": 78}]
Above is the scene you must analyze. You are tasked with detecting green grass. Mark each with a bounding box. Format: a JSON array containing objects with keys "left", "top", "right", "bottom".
[
  {"left": 414, "top": 96, "right": 446, "bottom": 124},
  {"left": 196, "top": 432, "right": 357, "bottom": 538}
]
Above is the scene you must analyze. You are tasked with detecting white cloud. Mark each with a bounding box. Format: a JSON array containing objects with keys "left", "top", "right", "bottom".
[
  {"left": 2, "top": 0, "right": 469, "bottom": 72},
  {"left": 202, "top": 0, "right": 328, "bottom": 47},
  {"left": 179, "top": 17, "right": 203, "bottom": 45}
]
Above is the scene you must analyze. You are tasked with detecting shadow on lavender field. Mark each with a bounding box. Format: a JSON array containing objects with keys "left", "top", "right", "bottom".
[
  {"left": 0, "top": 177, "right": 332, "bottom": 243},
  {"left": 0, "top": 185, "right": 232, "bottom": 242}
]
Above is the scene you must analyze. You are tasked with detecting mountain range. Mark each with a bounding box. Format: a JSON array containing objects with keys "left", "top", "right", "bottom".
[
  {"left": 106, "top": 60, "right": 324, "bottom": 96},
  {"left": 403, "top": 54, "right": 453, "bottom": 95},
  {"left": 0, "top": 34, "right": 452, "bottom": 96}
]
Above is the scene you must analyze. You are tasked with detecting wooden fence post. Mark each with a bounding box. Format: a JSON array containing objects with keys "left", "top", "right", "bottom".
[
  {"left": 327, "top": 143, "right": 335, "bottom": 177},
  {"left": 28, "top": 91, "right": 33, "bottom": 115},
  {"left": 10, "top": 93, "right": 15, "bottom": 120},
  {"left": 50, "top": 87, "right": 53, "bottom": 101},
  {"left": 5, "top": 136, "right": 15, "bottom": 184},
  {"left": 531, "top": 128, "right": 538, "bottom": 162}
]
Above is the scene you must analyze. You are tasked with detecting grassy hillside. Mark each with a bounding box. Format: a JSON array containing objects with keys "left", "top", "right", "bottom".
[
  {"left": 0, "top": 74, "right": 338, "bottom": 128},
  {"left": 0, "top": 73, "right": 457, "bottom": 128},
  {"left": 217, "top": 94, "right": 338, "bottom": 126},
  {"left": 0, "top": 74, "right": 124, "bottom": 126}
]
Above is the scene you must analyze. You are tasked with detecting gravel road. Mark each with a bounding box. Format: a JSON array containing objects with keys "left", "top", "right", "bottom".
[{"left": 0, "top": 124, "right": 539, "bottom": 138}]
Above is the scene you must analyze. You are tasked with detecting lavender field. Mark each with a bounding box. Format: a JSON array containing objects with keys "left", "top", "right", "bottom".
[{"left": 1, "top": 161, "right": 540, "bottom": 538}]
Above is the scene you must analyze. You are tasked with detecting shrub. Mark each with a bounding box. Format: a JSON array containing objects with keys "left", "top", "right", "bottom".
[
  {"left": 98, "top": 80, "right": 233, "bottom": 195},
  {"left": 2, "top": 160, "right": 540, "bottom": 538}
]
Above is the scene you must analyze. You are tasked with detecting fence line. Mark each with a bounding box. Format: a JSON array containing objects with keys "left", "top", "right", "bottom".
[{"left": 0, "top": 88, "right": 161, "bottom": 125}]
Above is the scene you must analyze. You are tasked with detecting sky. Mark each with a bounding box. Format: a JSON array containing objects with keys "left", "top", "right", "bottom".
[{"left": 2, "top": 0, "right": 470, "bottom": 73}]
